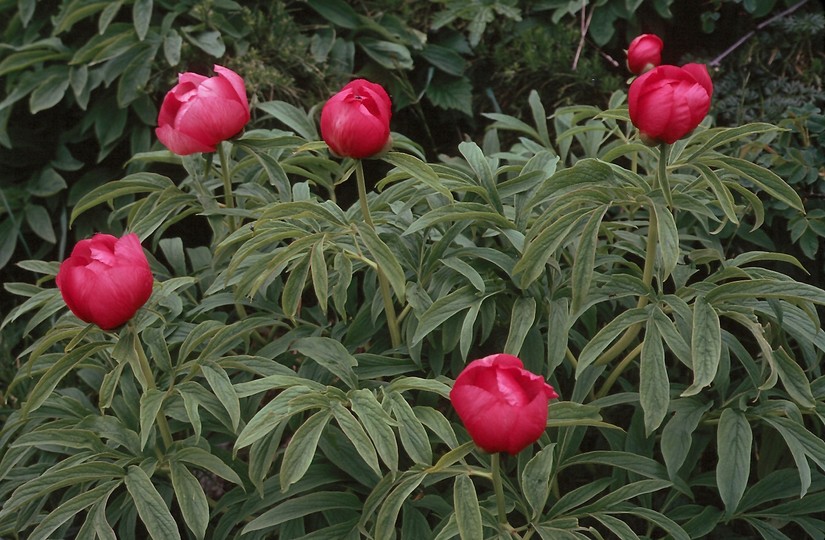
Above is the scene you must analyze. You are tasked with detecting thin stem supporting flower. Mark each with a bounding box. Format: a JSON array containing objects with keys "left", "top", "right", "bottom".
[
  {"left": 595, "top": 143, "right": 669, "bottom": 391},
  {"left": 218, "top": 142, "right": 237, "bottom": 231},
  {"left": 355, "top": 160, "right": 402, "bottom": 348},
  {"left": 491, "top": 452, "right": 508, "bottom": 526}
]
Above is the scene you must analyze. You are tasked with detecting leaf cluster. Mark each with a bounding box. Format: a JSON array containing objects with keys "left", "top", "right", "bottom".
[{"left": 2, "top": 85, "right": 825, "bottom": 538}]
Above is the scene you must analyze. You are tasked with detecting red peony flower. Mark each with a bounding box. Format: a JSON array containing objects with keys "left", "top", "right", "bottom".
[
  {"left": 628, "top": 63, "right": 713, "bottom": 145},
  {"left": 450, "top": 353, "right": 559, "bottom": 455},
  {"left": 626, "top": 34, "right": 664, "bottom": 75},
  {"left": 56, "top": 233, "right": 154, "bottom": 330},
  {"left": 156, "top": 65, "right": 250, "bottom": 155},
  {"left": 320, "top": 79, "right": 392, "bottom": 159}
]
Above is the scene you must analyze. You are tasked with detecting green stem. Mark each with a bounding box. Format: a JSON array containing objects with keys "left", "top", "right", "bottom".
[
  {"left": 355, "top": 160, "right": 401, "bottom": 348},
  {"left": 595, "top": 341, "right": 643, "bottom": 398},
  {"left": 218, "top": 142, "right": 236, "bottom": 231},
  {"left": 133, "top": 333, "right": 174, "bottom": 449},
  {"left": 491, "top": 452, "right": 508, "bottom": 526},
  {"left": 594, "top": 144, "right": 668, "bottom": 369}
]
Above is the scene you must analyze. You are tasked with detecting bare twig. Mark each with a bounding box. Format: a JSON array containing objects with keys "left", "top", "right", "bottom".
[
  {"left": 709, "top": 0, "right": 810, "bottom": 67},
  {"left": 572, "top": 0, "right": 595, "bottom": 70}
]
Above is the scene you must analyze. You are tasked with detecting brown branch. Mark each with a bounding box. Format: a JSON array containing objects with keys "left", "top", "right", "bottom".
[{"left": 709, "top": 0, "right": 810, "bottom": 67}]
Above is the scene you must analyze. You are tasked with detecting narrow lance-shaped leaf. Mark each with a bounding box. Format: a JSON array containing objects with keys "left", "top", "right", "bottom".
[
  {"left": 412, "top": 285, "right": 478, "bottom": 345},
  {"left": 281, "top": 253, "right": 311, "bottom": 320},
  {"left": 652, "top": 201, "right": 679, "bottom": 281},
  {"left": 454, "top": 474, "right": 483, "bottom": 540},
  {"left": 571, "top": 205, "right": 608, "bottom": 313},
  {"left": 332, "top": 402, "right": 382, "bottom": 477},
  {"left": 388, "top": 392, "right": 432, "bottom": 465},
  {"left": 374, "top": 473, "right": 427, "bottom": 540},
  {"left": 125, "top": 465, "right": 182, "bottom": 540},
  {"left": 383, "top": 151, "right": 453, "bottom": 200},
  {"left": 280, "top": 409, "right": 332, "bottom": 491},
  {"left": 201, "top": 362, "right": 241, "bottom": 431},
  {"left": 504, "top": 296, "right": 537, "bottom": 357},
  {"left": 710, "top": 156, "right": 804, "bottom": 212},
  {"left": 640, "top": 321, "right": 669, "bottom": 435},
  {"left": 293, "top": 336, "right": 358, "bottom": 390},
  {"left": 310, "top": 238, "right": 329, "bottom": 313},
  {"left": 682, "top": 295, "right": 721, "bottom": 397},
  {"left": 773, "top": 348, "right": 816, "bottom": 409},
  {"left": 243, "top": 491, "right": 362, "bottom": 533},
  {"left": 139, "top": 389, "right": 165, "bottom": 450},
  {"left": 661, "top": 399, "right": 713, "bottom": 480},
  {"left": 717, "top": 408, "right": 752, "bottom": 517},
  {"left": 514, "top": 210, "right": 589, "bottom": 289},
  {"left": 170, "top": 462, "right": 209, "bottom": 540},
  {"left": 350, "top": 388, "right": 398, "bottom": 471},
  {"left": 522, "top": 444, "right": 556, "bottom": 519},
  {"left": 461, "top": 300, "right": 482, "bottom": 362},
  {"left": 459, "top": 141, "right": 503, "bottom": 214},
  {"left": 576, "top": 307, "right": 650, "bottom": 375},
  {"left": 27, "top": 481, "right": 120, "bottom": 540},
  {"left": 355, "top": 221, "right": 406, "bottom": 302}
]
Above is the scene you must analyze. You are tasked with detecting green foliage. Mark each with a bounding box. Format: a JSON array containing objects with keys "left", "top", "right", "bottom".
[
  {"left": 2, "top": 2, "right": 825, "bottom": 538},
  {"left": 2, "top": 81, "right": 825, "bottom": 538}
]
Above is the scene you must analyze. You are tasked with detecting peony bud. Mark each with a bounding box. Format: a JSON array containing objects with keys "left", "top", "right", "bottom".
[
  {"left": 450, "top": 353, "right": 559, "bottom": 455},
  {"left": 56, "top": 233, "right": 154, "bottom": 330},
  {"left": 156, "top": 65, "right": 250, "bottom": 155},
  {"left": 320, "top": 79, "right": 392, "bottom": 159},
  {"left": 626, "top": 34, "right": 664, "bottom": 75},
  {"left": 628, "top": 63, "right": 713, "bottom": 145}
]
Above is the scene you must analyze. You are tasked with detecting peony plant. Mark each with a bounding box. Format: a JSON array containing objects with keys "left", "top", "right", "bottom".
[{"left": 2, "top": 29, "right": 825, "bottom": 540}]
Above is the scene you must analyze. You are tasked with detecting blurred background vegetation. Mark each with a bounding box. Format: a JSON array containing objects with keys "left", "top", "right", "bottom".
[{"left": 1, "top": 0, "right": 823, "bottom": 372}]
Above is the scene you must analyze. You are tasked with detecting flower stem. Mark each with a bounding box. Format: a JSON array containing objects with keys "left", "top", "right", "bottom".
[
  {"left": 491, "top": 452, "right": 508, "bottom": 526},
  {"left": 595, "top": 341, "right": 643, "bottom": 398},
  {"left": 218, "top": 142, "right": 237, "bottom": 231},
  {"left": 595, "top": 144, "right": 667, "bottom": 369},
  {"left": 355, "top": 160, "right": 401, "bottom": 348},
  {"left": 133, "top": 332, "right": 174, "bottom": 449}
]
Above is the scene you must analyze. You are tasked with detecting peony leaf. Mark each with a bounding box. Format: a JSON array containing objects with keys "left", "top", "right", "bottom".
[
  {"left": 571, "top": 205, "right": 608, "bottom": 314},
  {"left": 716, "top": 409, "right": 752, "bottom": 516},
  {"left": 661, "top": 398, "right": 713, "bottom": 480},
  {"left": 138, "top": 388, "right": 165, "bottom": 450},
  {"left": 639, "top": 321, "right": 669, "bottom": 435},
  {"left": 332, "top": 402, "right": 381, "bottom": 476},
  {"left": 293, "top": 336, "right": 358, "bottom": 390},
  {"left": 132, "top": 0, "right": 152, "bottom": 41},
  {"left": 522, "top": 444, "right": 556, "bottom": 520},
  {"left": 453, "top": 474, "right": 483, "bottom": 540},
  {"left": 243, "top": 491, "right": 361, "bottom": 534},
  {"left": 201, "top": 362, "right": 241, "bottom": 432},
  {"left": 388, "top": 392, "right": 432, "bottom": 465},
  {"left": 279, "top": 409, "right": 332, "bottom": 491},
  {"left": 773, "top": 348, "right": 816, "bottom": 409},
  {"left": 170, "top": 462, "right": 209, "bottom": 540},
  {"left": 355, "top": 222, "right": 407, "bottom": 303},
  {"left": 504, "top": 296, "right": 537, "bottom": 357},
  {"left": 682, "top": 295, "right": 721, "bottom": 397},
  {"left": 26, "top": 481, "right": 120, "bottom": 540},
  {"left": 125, "top": 465, "right": 182, "bottom": 540},
  {"left": 350, "top": 388, "right": 398, "bottom": 471},
  {"left": 374, "top": 472, "right": 427, "bottom": 539}
]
